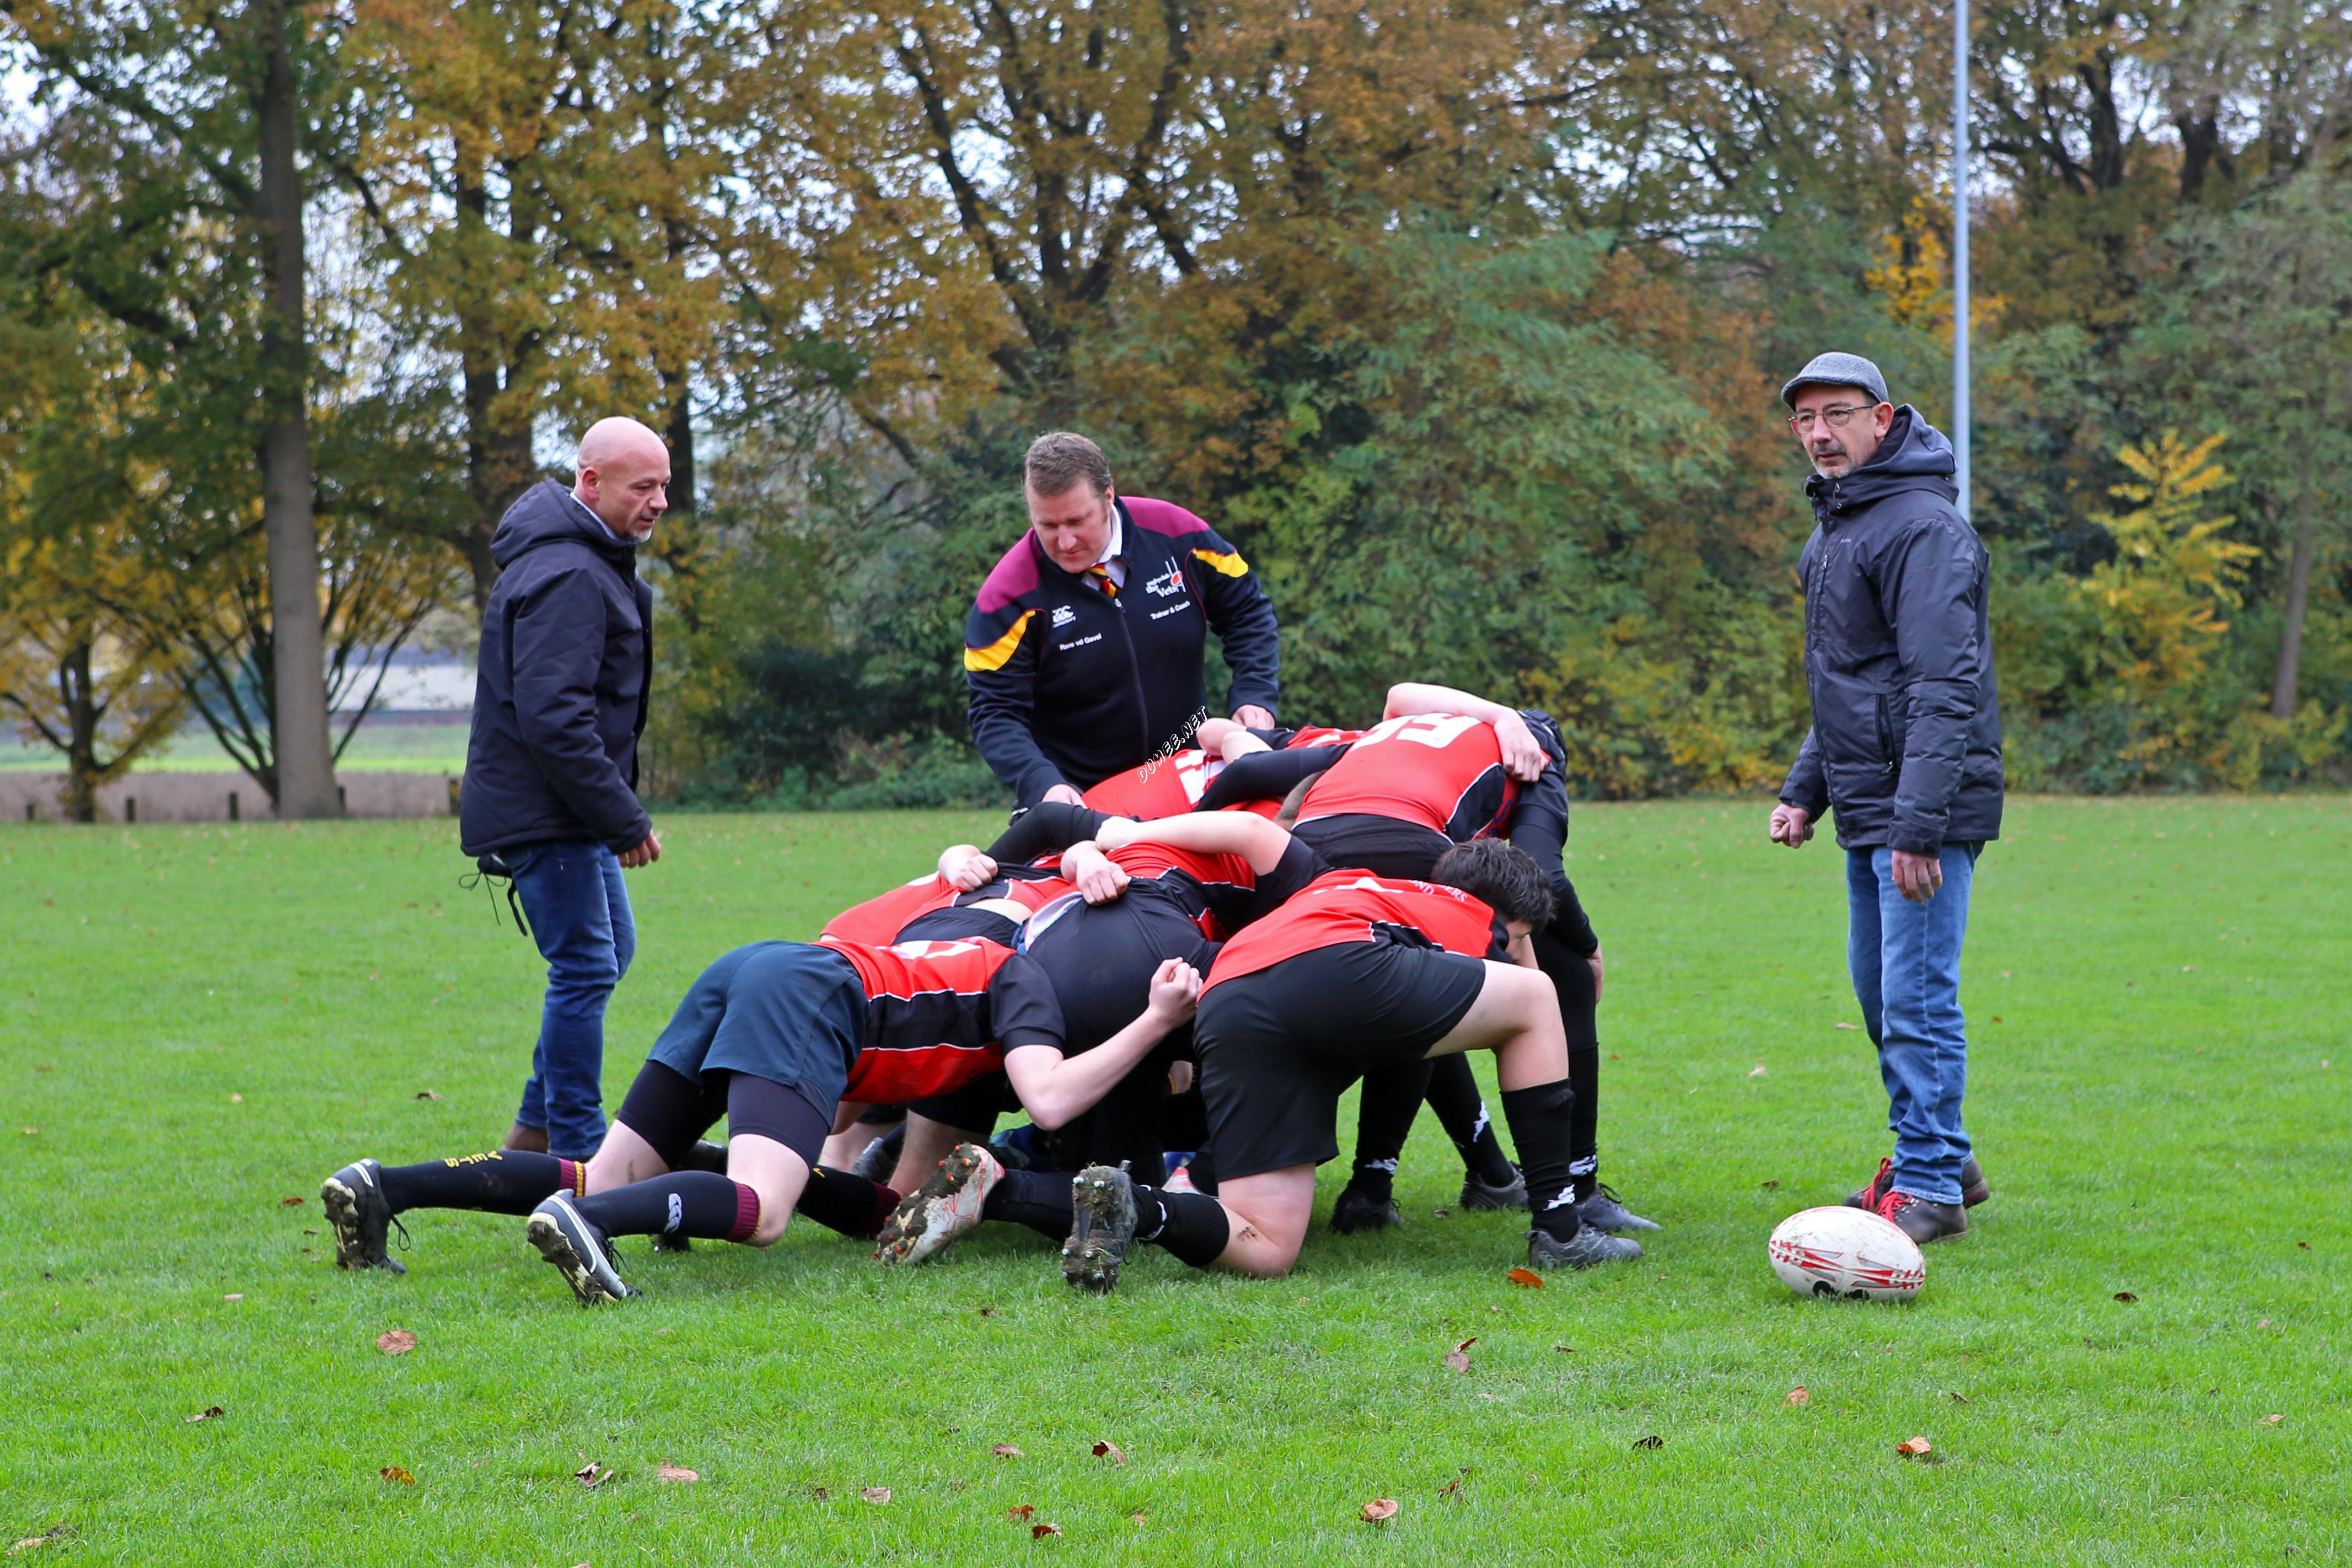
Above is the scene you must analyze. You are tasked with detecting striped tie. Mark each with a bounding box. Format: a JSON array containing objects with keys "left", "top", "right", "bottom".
[{"left": 1086, "top": 563, "right": 1118, "bottom": 599}]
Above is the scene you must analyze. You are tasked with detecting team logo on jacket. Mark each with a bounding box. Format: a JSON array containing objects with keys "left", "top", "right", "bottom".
[
  {"left": 1144, "top": 566, "right": 1186, "bottom": 598},
  {"left": 1051, "top": 604, "right": 1078, "bottom": 629}
]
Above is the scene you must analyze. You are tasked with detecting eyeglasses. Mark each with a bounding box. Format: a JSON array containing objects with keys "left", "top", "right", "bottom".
[{"left": 1786, "top": 404, "right": 1881, "bottom": 435}]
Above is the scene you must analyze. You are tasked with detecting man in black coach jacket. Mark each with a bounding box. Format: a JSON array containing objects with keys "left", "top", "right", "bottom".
[{"left": 460, "top": 417, "right": 668, "bottom": 1159}]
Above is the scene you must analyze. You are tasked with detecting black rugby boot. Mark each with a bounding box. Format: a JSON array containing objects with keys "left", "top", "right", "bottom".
[
  {"left": 1062, "top": 1164, "right": 1139, "bottom": 1295},
  {"left": 320, "top": 1159, "right": 406, "bottom": 1274}
]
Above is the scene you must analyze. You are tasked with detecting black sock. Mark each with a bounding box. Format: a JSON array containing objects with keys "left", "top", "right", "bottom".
[
  {"left": 1567, "top": 1038, "right": 1600, "bottom": 1200},
  {"left": 1425, "top": 1054, "right": 1516, "bottom": 1186},
  {"left": 1349, "top": 1061, "right": 1431, "bottom": 1198},
  {"left": 1135, "top": 1185, "right": 1231, "bottom": 1267},
  {"left": 1499, "top": 1079, "right": 1581, "bottom": 1242},
  {"left": 979, "top": 1168, "right": 1075, "bottom": 1239},
  {"left": 378, "top": 1151, "right": 576, "bottom": 1216},
  {"left": 1535, "top": 928, "right": 1603, "bottom": 1200},
  {"left": 795, "top": 1166, "right": 898, "bottom": 1239},
  {"left": 575, "top": 1170, "right": 759, "bottom": 1243}
]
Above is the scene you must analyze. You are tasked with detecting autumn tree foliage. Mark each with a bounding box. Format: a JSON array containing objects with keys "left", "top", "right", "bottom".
[{"left": 4, "top": 0, "right": 2348, "bottom": 804}]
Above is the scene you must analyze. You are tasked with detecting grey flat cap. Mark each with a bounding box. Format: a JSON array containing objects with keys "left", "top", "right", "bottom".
[{"left": 1780, "top": 352, "right": 1889, "bottom": 407}]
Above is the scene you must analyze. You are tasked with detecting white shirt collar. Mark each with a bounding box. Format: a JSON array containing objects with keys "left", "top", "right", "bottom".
[{"left": 1094, "top": 509, "right": 1124, "bottom": 568}]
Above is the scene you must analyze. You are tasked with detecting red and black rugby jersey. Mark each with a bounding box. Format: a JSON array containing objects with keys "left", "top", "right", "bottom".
[
  {"left": 1294, "top": 713, "right": 1516, "bottom": 842},
  {"left": 1081, "top": 747, "right": 1226, "bottom": 819},
  {"left": 817, "top": 935, "right": 1066, "bottom": 1102},
  {"left": 820, "top": 864, "right": 1071, "bottom": 948},
  {"left": 1200, "top": 870, "right": 1508, "bottom": 994}
]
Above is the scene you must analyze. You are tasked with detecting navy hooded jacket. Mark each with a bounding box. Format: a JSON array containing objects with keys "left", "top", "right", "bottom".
[
  {"left": 1778, "top": 407, "right": 2004, "bottom": 855},
  {"left": 459, "top": 479, "right": 654, "bottom": 857}
]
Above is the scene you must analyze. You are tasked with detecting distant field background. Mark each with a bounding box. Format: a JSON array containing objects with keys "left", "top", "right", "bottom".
[
  {"left": 0, "top": 719, "right": 470, "bottom": 776},
  {"left": 1, "top": 797, "right": 2345, "bottom": 1565}
]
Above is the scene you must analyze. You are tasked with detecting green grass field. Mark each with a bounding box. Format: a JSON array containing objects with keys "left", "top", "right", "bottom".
[{"left": 3, "top": 798, "right": 2346, "bottom": 1565}]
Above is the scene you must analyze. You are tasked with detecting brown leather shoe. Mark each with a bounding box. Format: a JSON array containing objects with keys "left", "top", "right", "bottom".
[
  {"left": 1876, "top": 1189, "right": 1967, "bottom": 1245},
  {"left": 1846, "top": 1156, "right": 1990, "bottom": 1210}
]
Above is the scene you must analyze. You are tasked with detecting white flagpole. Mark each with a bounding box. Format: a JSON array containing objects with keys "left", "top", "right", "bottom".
[{"left": 1953, "top": 0, "right": 1971, "bottom": 517}]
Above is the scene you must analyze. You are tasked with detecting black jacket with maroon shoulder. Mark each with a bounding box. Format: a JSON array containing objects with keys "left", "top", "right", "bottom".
[{"left": 963, "top": 496, "right": 1280, "bottom": 805}]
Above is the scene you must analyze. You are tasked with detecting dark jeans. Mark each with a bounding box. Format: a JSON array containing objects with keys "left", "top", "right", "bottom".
[
  {"left": 1847, "top": 842, "right": 1982, "bottom": 1206},
  {"left": 509, "top": 840, "right": 636, "bottom": 1157}
]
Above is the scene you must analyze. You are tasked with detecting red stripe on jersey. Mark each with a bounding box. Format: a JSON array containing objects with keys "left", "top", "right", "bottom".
[
  {"left": 821, "top": 874, "right": 957, "bottom": 948},
  {"left": 1081, "top": 748, "right": 1226, "bottom": 819},
  {"left": 817, "top": 935, "right": 1032, "bottom": 1102},
  {"left": 1201, "top": 869, "right": 1503, "bottom": 993},
  {"left": 1293, "top": 713, "right": 1515, "bottom": 840}
]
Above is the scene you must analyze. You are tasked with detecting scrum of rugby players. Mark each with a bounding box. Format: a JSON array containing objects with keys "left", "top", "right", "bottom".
[{"left": 315, "top": 681, "right": 1654, "bottom": 1303}]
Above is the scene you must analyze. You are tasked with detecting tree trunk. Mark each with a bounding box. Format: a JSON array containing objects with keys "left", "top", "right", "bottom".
[
  {"left": 2270, "top": 465, "right": 2321, "bottom": 720},
  {"left": 256, "top": 0, "right": 339, "bottom": 819},
  {"left": 62, "top": 641, "right": 100, "bottom": 824},
  {"left": 456, "top": 160, "right": 536, "bottom": 616}
]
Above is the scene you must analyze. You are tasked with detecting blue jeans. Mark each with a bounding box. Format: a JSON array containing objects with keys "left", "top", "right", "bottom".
[
  {"left": 1846, "top": 842, "right": 1982, "bottom": 1206},
  {"left": 508, "top": 841, "right": 636, "bottom": 1158}
]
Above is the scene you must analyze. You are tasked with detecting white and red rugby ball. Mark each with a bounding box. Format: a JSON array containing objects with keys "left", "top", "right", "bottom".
[{"left": 1768, "top": 1206, "right": 1926, "bottom": 1302}]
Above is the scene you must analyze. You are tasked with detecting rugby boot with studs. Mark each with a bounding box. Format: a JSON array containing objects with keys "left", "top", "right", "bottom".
[
  {"left": 1328, "top": 1183, "right": 1401, "bottom": 1234},
  {"left": 320, "top": 1159, "right": 407, "bottom": 1273},
  {"left": 1458, "top": 1164, "right": 1528, "bottom": 1212},
  {"left": 1525, "top": 1223, "right": 1644, "bottom": 1270},
  {"left": 1846, "top": 1156, "right": 1990, "bottom": 1211},
  {"left": 1062, "top": 1163, "right": 1139, "bottom": 1295},
  {"left": 1576, "top": 1183, "right": 1662, "bottom": 1234},
  {"left": 1875, "top": 1188, "right": 1967, "bottom": 1245},
  {"left": 874, "top": 1142, "right": 1004, "bottom": 1266},
  {"left": 525, "top": 1194, "right": 640, "bottom": 1303}
]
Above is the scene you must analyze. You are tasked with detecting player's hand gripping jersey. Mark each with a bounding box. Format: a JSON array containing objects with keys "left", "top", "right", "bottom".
[
  {"left": 815, "top": 936, "right": 1066, "bottom": 1102},
  {"left": 1202, "top": 869, "right": 1511, "bottom": 993},
  {"left": 820, "top": 864, "right": 1072, "bottom": 948},
  {"left": 1294, "top": 713, "right": 1517, "bottom": 841}
]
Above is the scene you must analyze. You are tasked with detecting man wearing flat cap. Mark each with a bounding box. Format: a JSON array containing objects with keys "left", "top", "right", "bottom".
[{"left": 1765, "top": 352, "right": 2004, "bottom": 1246}]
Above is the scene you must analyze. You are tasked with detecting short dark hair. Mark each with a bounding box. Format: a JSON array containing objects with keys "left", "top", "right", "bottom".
[
  {"left": 1430, "top": 839, "right": 1555, "bottom": 928},
  {"left": 1024, "top": 432, "right": 1113, "bottom": 500}
]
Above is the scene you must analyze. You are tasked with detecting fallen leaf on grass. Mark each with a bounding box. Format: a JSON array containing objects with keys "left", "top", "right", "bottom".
[
  {"left": 1833, "top": 1023, "right": 1861, "bottom": 1032},
  {"left": 991, "top": 1444, "right": 1024, "bottom": 1459},
  {"left": 1438, "top": 1474, "right": 1467, "bottom": 1499},
  {"left": 414, "top": 1090, "right": 441, "bottom": 1102},
  {"left": 1091, "top": 1440, "right": 1125, "bottom": 1465},
  {"left": 2298, "top": 1242, "right": 2311, "bottom": 1250},
  {"left": 7, "top": 1526, "right": 69, "bottom": 1556},
  {"left": 1359, "top": 1499, "right": 1399, "bottom": 1523},
  {"left": 860, "top": 1487, "right": 892, "bottom": 1505},
  {"left": 2113, "top": 1292, "right": 2139, "bottom": 1303},
  {"left": 1128, "top": 1511, "right": 1147, "bottom": 1524},
  {"left": 1631, "top": 1435, "right": 1664, "bottom": 1450},
  {"left": 1749, "top": 1064, "right": 1768, "bottom": 1077},
  {"left": 1007, "top": 1506, "right": 1035, "bottom": 1522},
  {"left": 280, "top": 1195, "right": 305, "bottom": 1207},
  {"left": 656, "top": 1465, "right": 699, "bottom": 1484},
  {"left": 574, "top": 1462, "right": 611, "bottom": 1489},
  {"left": 808, "top": 1486, "right": 829, "bottom": 1501},
  {"left": 377, "top": 1329, "right": 418, "bottom": 1355},
  {"left": 18, "top": 1128, "right": 35, "bottom": 1137},
  {"left": 1443, "top": 1350, "right": 1470, "bottom": 1373},
  {"left": 1553, "top": 1345, "right": 1576, "bottom": 1354},
  {"left": 978, "top": 1306, "right": 998, "bottom": 1318},
  {"left": 1759, "top": 1180, "right": 1779, "bottom": 1190},
  {"left": 1785, "top": 1387, "right": 1810, "bottom": 1407},
  {"left": 1950, "top": 1392, "right": 1970, "bottom": 1404},
  {"left": 2260, "top": 1414, "right": 2284, "bottom": 1426},
  {"left": 1432, "top": 1208, "right": 1449, "bottom": 1219},
  {"left": 1506, "top": 1267, "right": 1544, "bottom": 1288},
  {"left": 223, "top": 1293, "right": 244, "bottom": 1302},
  {"left": 1030, "top": 1523, "right": 1062, "bottom": 1539},
  {"left": 2258, "top": 1318, "right": 2273, "bottom": 1328},
  {"left": 1895, "top": 1437, "right": 1933, "bottom": 1457},
  {"left": 379, "top": 1467, "right": 415, "bottom": 1485},
  {"left": 230, "top": 1093, "right": 244, "bottom": 1104},
  {"left": 184, "top": 1406, "right": 224, "bottom": 1424}
]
